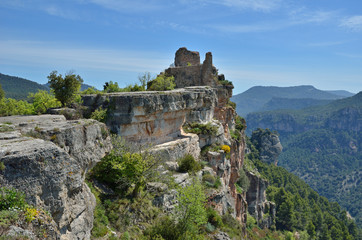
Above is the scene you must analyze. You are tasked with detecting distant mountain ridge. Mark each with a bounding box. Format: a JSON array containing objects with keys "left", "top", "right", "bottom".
[
  {"left": 0, "top": 73, "right": 95, "bottom": 100},
  {"left": 231, "top": 85, "right": 354, "bottom": 116},
  {"left": 0, "top": 73, "right": 49, "bottom": 100},
  {"left": 245, "top": 91, "right": 362, "bottom": 227}
]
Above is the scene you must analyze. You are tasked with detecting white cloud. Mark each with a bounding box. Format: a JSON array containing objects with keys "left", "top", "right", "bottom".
[
  {"left": 87, "top": 0, "right": 164, "bottom": 13},
  {"left": 0, "top": 40, "right": 169, "bottom": 73},
  {"left": 219, "top": 0, "right": 281, "bottom": 12},
  {"left": 340, "top": 15, "right": 362, "bottom": 31}
]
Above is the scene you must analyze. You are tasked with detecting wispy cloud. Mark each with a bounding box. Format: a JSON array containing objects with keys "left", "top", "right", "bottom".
[
  {"left": 216, "top": 0, "right": 281, "bottom": 12},
  {"left": 87, "top": 0, "right": 165, "bottom": 13},
  {"left": 340, "top": 15, "right": 362, "bottom": 32},
  {"left": 210, "top": 9, "right": 337, "bottom": 33},
  {"left": 0, "top": 40, "right": 169, "bottom": 72},
  {"left": 308, "top": 41, "right": 346, "bottom": 47}
]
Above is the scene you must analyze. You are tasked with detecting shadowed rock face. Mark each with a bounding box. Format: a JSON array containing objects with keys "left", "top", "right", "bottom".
[
  {"left": 0, "top": 115, "right": 112, "bottom": 240},
  {"left": 251, "top": 129, "right": 282, "bottom": 165},
  {"left": 82, "top": 87, "right": 217, "bottom": 145}
]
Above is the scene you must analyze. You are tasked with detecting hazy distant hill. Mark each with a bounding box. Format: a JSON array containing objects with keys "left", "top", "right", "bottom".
[
  {"left": 0, "top": 73, "right": 49, "bottom": 100},
  {"left": 0, "top": 73, "right": 95, "bottom": 100},
  {"left": 260, "top": 97, "right": 333, "bottom": 112},
  {"left": 246, "top": 92, "right": 362, "bottom": 226},
  {"left": 43, "top": 83, "right": 94, "bottom": 92},
  {"left": 231, "top": 85, "right": 353, "bottom": 116}
]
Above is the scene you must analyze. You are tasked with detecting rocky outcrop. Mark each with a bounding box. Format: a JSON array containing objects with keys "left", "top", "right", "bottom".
[
  {"left": 165, "top": 47, "right": 219, "bottom": 88},
  {"left": 246, "top": 172, "right": 275, "bottom": 229},
  {"left": 0, "top": 115, "right": 112, "bottom": 240},
  {"left": 250, "top": 129, "right": 282, "bottom": 165},
  {"left": 82, "top": 87, "right": 217, "bottom": 145}
]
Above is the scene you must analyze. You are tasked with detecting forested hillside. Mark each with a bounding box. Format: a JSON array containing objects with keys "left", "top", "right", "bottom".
[
  {"left": 0, "top": 73, "right": 48, "bottom": 100},
  {"left": 245, "top": 92, "right": 362, "bottom": 227},
  {"left": 245, "top": 131, "right": 360, "bottom": 239}
]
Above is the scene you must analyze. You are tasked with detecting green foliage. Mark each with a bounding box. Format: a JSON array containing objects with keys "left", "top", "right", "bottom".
[
  {"left": 176, "top": 180, "right": 207, "bottom": 237},
  {"left": 0, "top": 73, "right": 49, "bottom": 100},
  {"left": 236, "top": 168, "right": 250, "bottom": 192},
  {"left": 178, "top": 154, "right": 201, "bottom": 173},
  {"left": 218, "top": 79, "right": 233, "bottom": 86},
  {"left": 202, "top": 173, "right": 221, "bottom": 189},
  {"left": 147, "top": 73, "right": 175, "bottom": 91},
  {"left": 92, "top": 136, "right": 161, "bottom": 198},
  {"left": 0, "top": 187, "right": 26, "bottom": 211},
  {"left": 144, "top": 215, "right": 179, "bottom": 240},
  {"left": 138, "top": 72, "right": 153, "bottom": 90},
  {"left": 81, "top": 86, "right": 101, "bottom": 94},
  {"left": 226, "top": 99, "right": 236, "bottom": 109},
  {"left": 103, "top": 81, "right": 122, "bottom": 93},
  {"left": 246, "top": 135, "right": 358, "bottom": 239},
  {"left": 206, "top": 207, "right": 223, "bottom": 228},
  {"left": 0, "top": 98, "right": 34, "bottom": 116},
  {"left": 90, "top": 107, "right": 108, "bottom": 123},
  {"left": 27, "top": 90, "right": 61, "bottom": 114},
  {"left": 0, "top": 210, "right": 19, "bottom": 230},
  {"left": 0, "top": 83, "right": 4, "bottom": 100},
  {"left": 24, "top": 207, "right": 39, "bottom": 223},
  {"left": 183, "top": 122, "right": 218, "bottom": 136},
  {"left": 47, "top": 70, "right": 83, "bottom": 107}
]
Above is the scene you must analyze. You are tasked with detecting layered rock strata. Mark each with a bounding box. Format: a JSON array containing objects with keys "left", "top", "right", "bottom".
[
  {"left": 0, "top": 115, "right": 112, "bottom": 240},
  {"left": 82, "top": 86, "right": 217, "bottom": 145}
]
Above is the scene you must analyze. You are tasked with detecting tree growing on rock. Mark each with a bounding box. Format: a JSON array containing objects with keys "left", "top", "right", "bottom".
[{"left": 47, "top": 70, "right": 83, "bottom": 107}]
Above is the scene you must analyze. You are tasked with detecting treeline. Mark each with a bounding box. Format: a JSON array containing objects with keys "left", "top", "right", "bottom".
[
  {"left": 0, "top": 71, "right": 176, "bottom": 117},
  {"left": 246, "top": 132, "right": 360, "bottom": 240},
  {"left": 279, "top": 129, "right": 362, "bottom": 227}
]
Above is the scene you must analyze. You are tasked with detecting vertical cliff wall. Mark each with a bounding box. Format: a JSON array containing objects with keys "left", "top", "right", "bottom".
[{"left": 0, "top": 115, "right": 112, "bottom": 239}]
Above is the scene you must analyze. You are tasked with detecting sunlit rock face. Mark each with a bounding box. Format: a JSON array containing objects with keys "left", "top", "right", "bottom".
[
  {"left": 0, "top": 115, "right": 112, "bottom": 240},
  {"left": 82, "top": 86, "right": 217, "bottom": 145}
]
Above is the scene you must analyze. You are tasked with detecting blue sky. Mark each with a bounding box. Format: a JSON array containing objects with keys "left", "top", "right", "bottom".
[{"left": 0, "top": 0, "right": 361, "bottom": 94}]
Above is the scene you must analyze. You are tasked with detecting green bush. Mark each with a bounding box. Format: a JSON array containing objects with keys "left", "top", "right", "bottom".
[
  {"left": 183, "top": 122, "right": 218, "bottom": 136},
  {"left": 90, "top": 107, "right": 108, "bottom": 123},
  {"left": 178, "top": 154, "right": 201, "bottom": 173},
  {"left": 147, "top": 73, "right": 175, "bottom": 91},
  {"left": 206, "top": 207, "right": 223, "bottom": 228},
  {"left": 236, "top": 168, "right": 250, "bottom": 192},
  {"left": 0, "top": 187, "right": 26, "bottom": 210},
  {"left": 144, "top": 215, "right": 179, "bottom": 240},
  {"left": 202, "top": 173, "right": 221, "bottom": 189}
]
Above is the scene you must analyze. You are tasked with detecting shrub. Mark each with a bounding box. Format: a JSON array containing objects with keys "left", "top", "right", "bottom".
[
  {"left": 177, "top": 180, "right": 207, "bottom": 237},
  {"left": 90, "top": 107, "right": 107, "bottom": 123},
  {"left": 178, "top": 154, "right": 201, "bottom": 173},
  {"left": 92, "top": 136, "right": 162, "bottom": 198},
  {"left": 183, "top": 122, "right": 218, "bottom": 136},
  {"left": 144, "top": 215, "right": 179, "bottom": 240},
  {"left": 221, "top": 145, "right": 230, "bottom": 153},
  {"left": 24, "top": 207, "right": 39, "bottom": 223},
  {"left": 237, "top": 168, "right": 250, "bottom": 192},
  {"left": 202, "top": 173, "right": 221, "bottom": 189},
  {"left": 0, "top": 187, "right": 26, "bottom": 211},
  {"left": 0, "top": 210, "right": 19, "bottom": 228},
  {"left": 147, "top": 73, "right": 175, "bottom": 91},
  {"left": 206, "top": 207, "right": 223, "bottom": 228}
]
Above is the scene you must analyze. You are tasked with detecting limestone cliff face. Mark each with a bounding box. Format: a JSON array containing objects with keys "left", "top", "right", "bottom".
[
  {"left": 82, "top": 47, "right": 247, "bottom": 233},
  {"left": 82, "top": 86, "right": 217, "bottom": 145},
  {"left": 246, "top": 172, "right": 276, "bottom": 229},
  {"left": 0, "top": 115, "right": 112, "bottom": 240}
]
